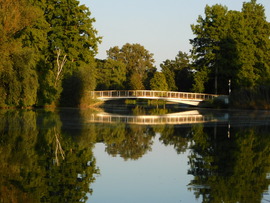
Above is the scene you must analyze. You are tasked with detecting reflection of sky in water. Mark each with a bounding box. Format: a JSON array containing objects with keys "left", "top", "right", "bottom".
[
  {"left": 89, "top": 134, "right": 201, "bottom": 203},
  {"left": 262, "top": 185, "right": 270, "bottom": 203}
]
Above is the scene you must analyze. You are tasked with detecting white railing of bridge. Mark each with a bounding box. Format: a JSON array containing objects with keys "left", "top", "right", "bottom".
[{"left": 89, "top": 90, "right": 219, "bottom": 101}]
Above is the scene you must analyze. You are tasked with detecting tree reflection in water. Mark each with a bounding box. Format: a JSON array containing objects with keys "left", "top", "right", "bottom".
[
  {"left": 94, "top": 123, "right": 155, "bottom": 160},
  {"left": 1, "top": 108, "right": 270, "bottom": 203},
  {"left": 83, "top": 107, "right": 270, "bottom": 203},
  {"left": 188, "top": 124, "right": 270, "bottom": 203},
  {"left": 0, "top": 109, "right": 98, "bottom": 203}
]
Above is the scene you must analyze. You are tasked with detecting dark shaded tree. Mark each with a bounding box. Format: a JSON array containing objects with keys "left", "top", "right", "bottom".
[
  {"left": 161, "top": 51, "right": 193, "bottom": 92},
  {"left": 191, "top": 1, "right": 270, "bottom": 94}
]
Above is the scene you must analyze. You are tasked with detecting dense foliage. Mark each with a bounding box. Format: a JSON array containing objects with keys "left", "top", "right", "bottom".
[
  {"left": 150, "top": 72, "right": 168, "bottom": 91},
  {"left": 188, "top": 123, "right": 270, "bottom": 203},
  {"left": 1, "top": 0, "right": 270, "bottom": 108},
  {"left": 160, "top": 51, "right": 194, "bottom": 92},
  {"left": 1, "top": 108, "right": 270, "bottom": 202},
  {"left": 0, "top": 0, "right": 100, "bottom": 107},
  {"left": 190, "top": 0, "right": 270, "bottom": 94},
  {"left": 97, "top": 43, "right": 157, "bottom": 90},
  {"left": 0, "top": 109, "right": 98, "bottom": 202}
]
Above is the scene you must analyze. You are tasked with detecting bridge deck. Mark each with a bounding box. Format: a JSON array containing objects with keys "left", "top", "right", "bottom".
[{"left": 90, "top": 90, "right": 222, "bottom": 106}]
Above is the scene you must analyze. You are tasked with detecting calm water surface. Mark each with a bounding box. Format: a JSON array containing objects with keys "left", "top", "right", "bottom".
[{"left": 1, "top": 106, "right": 270, "bottom": 203}]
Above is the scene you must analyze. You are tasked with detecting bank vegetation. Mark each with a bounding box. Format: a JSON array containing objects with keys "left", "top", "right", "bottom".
[{"left": 0, "top": 0, "right": 269, "bottom": 109}]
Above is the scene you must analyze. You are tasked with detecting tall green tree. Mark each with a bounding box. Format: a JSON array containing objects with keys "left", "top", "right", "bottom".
[
  {"left": 161, "top": 51, "right": 193, "bottom": 92},
  {"left": 107, "top": 43, "right": 156, "bottom": 90},
  {"left": 38, "top": 0, "right": 101, "bottom": 106},
  {"left": 190, "top": 4, "right": 229, "bottom": 94},
  {"left": 129, "top": 72, "right": 145, "bottom": 90},
  {"left": 96, "top": 59, "right": 126, "bottom": 90},
  {"left": 0, "top": 0, "right": 101, "bottom": 108},
  {"left": 0, "top": 0, "right": 43, "bottom": 107},
  {"left": 160, "top": 60, "right": 177, "bottom": 91},
  {"left": 190, "top": 0, "right": 270, "bottom": 94},
  {"left": 237, "top": 0, "right": 270, "bottom": 87},
  {"left": 150, "top": 72, "right": 168, "bottom": 91}
]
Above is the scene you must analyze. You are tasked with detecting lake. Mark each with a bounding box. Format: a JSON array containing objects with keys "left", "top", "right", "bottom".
[{"left": 1, "top": 105, "right": 270, "bottom": 203}]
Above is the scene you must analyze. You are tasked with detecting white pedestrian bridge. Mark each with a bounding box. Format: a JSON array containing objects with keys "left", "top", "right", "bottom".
[{"left": 89, "top": 90, "right": 227, "bottom": 106}]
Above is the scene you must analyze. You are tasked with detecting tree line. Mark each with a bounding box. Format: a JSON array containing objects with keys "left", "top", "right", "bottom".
[
  {"left": 0, "top": 0, "right": 269, "bottom": 108},
  {"left": 191, "top": 0, "right": 270, "bottom": 95},
  {"left": 0, "top": 0, "right": 100, "bottom": 107},
  {"left": 96, "top": 0, "right": 270, "bottom": 109}
]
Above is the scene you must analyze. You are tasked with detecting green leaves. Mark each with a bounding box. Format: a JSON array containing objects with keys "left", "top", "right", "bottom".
[
  {"left": 0, "top": 0, "right": 101, "bottom": 107},
  {"left": 191, "top": 1, "right": 270, "bottom": 94},
  {"left": 161, "top": 51, "right": 193, "bottom": 92},
  {"left": 106, "top": 43, "right": 156, "bottom": 90},
  {"left": 150, "top": 72, "right": 168, "bottom": 91},
  {"left": 40, "top": 0, "right": 101, "bottom": 106}
]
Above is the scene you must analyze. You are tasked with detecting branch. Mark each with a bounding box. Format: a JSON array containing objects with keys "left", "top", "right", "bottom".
[
  {"left": 55, "top": 49, "right": 67, "bottom": 87},
  {"left": 54, "top": 128, "right": 65, "bottom": 166}
]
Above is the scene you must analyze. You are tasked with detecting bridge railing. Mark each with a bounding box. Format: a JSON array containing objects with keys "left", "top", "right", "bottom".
[{"left": 90, "top": 90, "right": 219, "bottom": 101}]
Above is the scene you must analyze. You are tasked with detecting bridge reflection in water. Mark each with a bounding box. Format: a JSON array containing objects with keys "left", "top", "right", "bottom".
[{"left": 88, "top": 110, "right": 228, "bottom": 125}]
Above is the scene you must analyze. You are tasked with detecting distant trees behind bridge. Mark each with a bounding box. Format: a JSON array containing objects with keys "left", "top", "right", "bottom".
[
  {"left": 95, "top": 43, "right": 193, "bottom": 92},
  {"left": 0, "top": 0, "right": 269, "bottom": 108}
]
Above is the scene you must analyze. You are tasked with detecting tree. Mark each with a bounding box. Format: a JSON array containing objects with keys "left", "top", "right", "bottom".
[
  {"left": 130, "top": 72, "right": 145, "bottom": 90},
  {"left": 96, "top": 59, "right": 126, "bottom": 90},
  {"left": 0, "top": 0, "right": 101, "bottom": 108},
  {"left": 38, "top": 0, "right": 101, "bottom": 106},
  {"left": 160, "top": 60, "right": 177, "bottom": 91},
  {"left": 0, "top": 0, "right": 42, "bottom": 107},
  {"left": 190, "top": 4, "right": 229, "bottom": 94},
  {"left": 150, "top": 72, "right": 168, "bottom": 91},
  {"left": 190, "top": 1, "right": 270, "bottom": 94},
  {"left": 161, "top": 51, "right": 193, "bottom": 92},
  {"left": 107, "top": 43, "right": 156, "bottom": 89},
  {"left": 237, "top": 0, "right": 270, "bottom": 87}
]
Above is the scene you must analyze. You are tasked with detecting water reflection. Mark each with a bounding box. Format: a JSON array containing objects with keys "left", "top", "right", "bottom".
[
  {"left": 188, "top": 124, "right": 270, "bottom": 203},
  {"left": 87, "top": 109, "right": 228, "bottom": 125},
  {"left": 0, "top": 107, "right": 270, "bottom": 202},
  {"left": 85, "top": 107, "right": 270, "bottom": 203},
  {"left": 0, "top": 109, "right": 98, "bottom": 202}
]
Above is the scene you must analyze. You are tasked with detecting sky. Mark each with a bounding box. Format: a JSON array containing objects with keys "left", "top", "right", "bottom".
[{"left": 79, "top": 0, "right": 270, "bottom": 69}]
